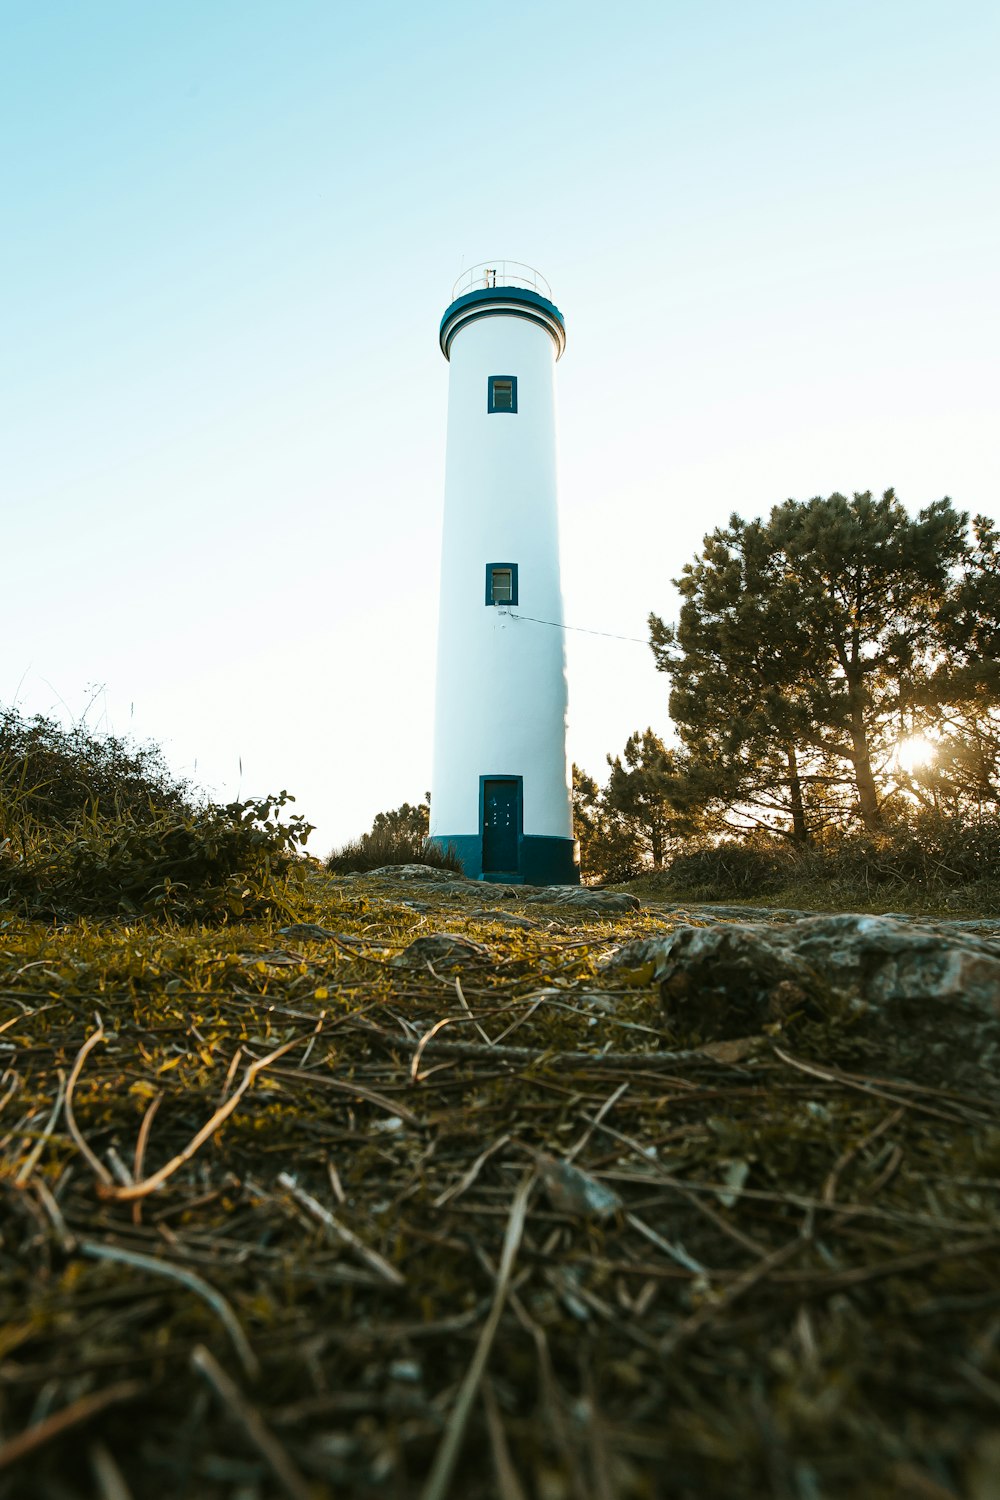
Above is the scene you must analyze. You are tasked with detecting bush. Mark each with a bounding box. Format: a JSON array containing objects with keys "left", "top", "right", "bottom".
[
  {"left": 802, "top": 812, "right": 1000, "bottom": 895},
  {"left": 325, "top": 828, "right": 464, "bottom": 875},
  {"left": 0, "top": 708, "right": 191, "bottom": 836},
  {"left": 661, "top": 841, "right": 794, "bottom": 899},
  {"left": 625, "top": 811, "right": 1000, "bottom": 913},
  {"left": 0, "top": 707, "right": 313, "bottom": 921},
  {"left": 1, "top": 792, "right": 313, "bottom": 923}
]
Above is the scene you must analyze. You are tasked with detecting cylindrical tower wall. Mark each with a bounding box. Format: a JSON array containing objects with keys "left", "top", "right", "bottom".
[{"left": 429, "top": 284, "right": 578, "bottom": 884}]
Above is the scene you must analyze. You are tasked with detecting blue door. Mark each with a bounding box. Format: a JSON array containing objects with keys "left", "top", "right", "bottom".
[{"left": 482, "top": 779, "right": 520, "bottom": 873}]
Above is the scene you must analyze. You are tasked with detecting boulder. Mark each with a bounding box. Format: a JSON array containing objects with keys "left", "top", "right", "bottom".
[
  {"left": 602, "top": 913, "right": 1000, "bottom": 1038},
  {"left": 391, "top": 932, "right": 490, "bottom": 970},
  {"left": 642, "top": 924, "right": 826, "bottom": 1039},
  {"left": 784, "top": 913, "right": 1000, "bottom": 1016},
  {"left": 523, "top": 886, "right": 642, "bottom": 916}
]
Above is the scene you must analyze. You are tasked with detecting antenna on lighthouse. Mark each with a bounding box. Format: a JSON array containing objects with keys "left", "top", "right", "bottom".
[{"left": 427, "top": 262, "right": 578, "bottom": 885}]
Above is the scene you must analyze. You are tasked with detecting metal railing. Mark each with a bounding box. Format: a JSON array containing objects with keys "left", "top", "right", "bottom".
[{"left": 451, "top": 261, "right": 553, "bottom": 301}]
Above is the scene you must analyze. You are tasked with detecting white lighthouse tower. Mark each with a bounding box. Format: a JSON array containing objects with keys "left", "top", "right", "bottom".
[{"left": 428, "top": 261, "right": 579, "bottom": 885}]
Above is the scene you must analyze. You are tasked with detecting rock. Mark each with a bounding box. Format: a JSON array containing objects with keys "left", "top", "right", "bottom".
[
  {"left": 535, "top": 1152, "right": 624, "bottom": 1219},
  {"left": 648, "top": 903, "right": 811, "bottom": 924},
  {"left": 788, "top": 913, "right": 1000, "bottom": 1017},
  {"left": 602, "top": 913, "right": 1000, "bottom": 1035},
  {"left": 523, "top": 886, "right": 642, "bottom": 916},
  {"left": 356, "top": 865, "right": 469, "bottom": 883},
  {"left": 391, "top": 932, "right": 490, "bottom": 970},
  {"left": 279, "top": 923, "right": 343, "bottom": 941},
  {"left": 650, "top": 925, "right": 826, "bottom": 1040}
]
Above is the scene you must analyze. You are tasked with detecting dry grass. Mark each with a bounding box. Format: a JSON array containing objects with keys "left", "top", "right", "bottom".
[{"left": 1, "top": 869, "right": 999, "bottom": 1499}]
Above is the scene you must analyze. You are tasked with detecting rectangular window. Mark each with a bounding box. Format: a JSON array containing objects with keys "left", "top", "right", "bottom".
[
  {"left": 486, "top": 563, "right": 518, "bottom": 606},
  {"left": 488, "top": 375, "right": 517, "bottom": 414}
]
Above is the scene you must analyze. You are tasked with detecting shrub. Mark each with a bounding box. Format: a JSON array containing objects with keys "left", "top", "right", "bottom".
[
  {"left": 325, "top": 828, "right": 464, "bottom": 875},
  {"left": 1, "top": 792, "right": 313, "bottom": 923},
  {"left": 802, "top": 812, "right": 1000, "bottom": 895},
  {"left": 662, "top": 841, "right": 794, "bottom": 899},
  {"left": 0, "top": 707, "right": 313, "bottom": 921},
  {"left": 627, "top": 811, "right": 1000, "bottom": 912},
  {"left": 0, "top": 708, "right": 191, "bottom": 836}
]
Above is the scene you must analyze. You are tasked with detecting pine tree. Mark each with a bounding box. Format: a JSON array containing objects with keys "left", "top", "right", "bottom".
[
  {"left": 651, "top": 491, "right": 988, "bottom": 836},
  {"left": 572, "top": 763, "right": 644, "bottom": 883},
  {"left": 603, "top": 729, "right": 686, "bottom": 868}
]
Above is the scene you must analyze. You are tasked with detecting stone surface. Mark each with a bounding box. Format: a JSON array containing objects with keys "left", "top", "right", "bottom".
[
  {"left": 603, "top": 912, "right": 1000, "bottom": 1037},
  {"left": 355, "top": 864, "right": 467, "bottom": 883},
  {"left": 391, "top": 932, "right": 490, "bottom": 969},
  {"left": 523, "top": 885, "right": 643, "bottom": 916},
  {"left": 782, "top": 912, "right": 1000, "bottom": 1015},
  {"left": 465, "top": 909, "right": 541, "bottom": 929}
]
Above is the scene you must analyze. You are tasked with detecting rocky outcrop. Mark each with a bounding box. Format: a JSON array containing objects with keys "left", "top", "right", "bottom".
[
  {"left": 603, "top": 912, "right": 1000, "bottom": 1039},
  {"left": 523, "top": 885, "right": 642, "bottom": 916}
]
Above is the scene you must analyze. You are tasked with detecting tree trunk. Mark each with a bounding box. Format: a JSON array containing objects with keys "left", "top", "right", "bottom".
[
  {"left": 785, "top": 744, "right": 810, "bottom": 844},
  {"left": 849, "top": 706, "right": 882, "bottom": 832}
]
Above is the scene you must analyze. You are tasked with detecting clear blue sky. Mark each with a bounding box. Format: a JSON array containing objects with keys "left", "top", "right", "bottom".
[{"left": 3, "top": 0, "right": 998, "bottom": 853}]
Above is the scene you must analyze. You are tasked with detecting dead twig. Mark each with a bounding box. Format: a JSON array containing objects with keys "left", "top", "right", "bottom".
[
  {"left": 822, "top": 1106, "right": 905, "bottom": 1205},
  {"left": 772, "top": 1047, "right": 994, "bottom": 1125},
  {"left": 97, "top": 1032, "right": 311, "bottom": 1202},
  {"left": 0, "top": 1380, "right": 144, "bottom": 1473},
  {"left": 33, "top": 1175, "right": 77, "bottom": 1253},
  {"left": 190, "top": 1344, "right": 312, "bottom": 1500},
  {"left": 277, "top": 1172, "right": 405, "bottom": 1287},
  {"left": 65, "top": 1021, "right": 114, "bottom": 1187},
  {"left": 482, "top": 1377, "right": 529, "bottom": 1500},
  {"left": 14, "top": 1066, "right": 66, "bottom": 1185},
  {"left": 565, "top": 1080, "right": 629, "bottom": 1164},
  {"left": 267, "top": 1064, "right": 421, "bottom": 1125},
  {"left": 433, "top": 1134, "right": 512, "bottom": 1209},
  {"left": 660, "top": 1235, "right": 807, "bottom": 1356},
  {"left": 131, "top": 1090, "right": 163, "bottom": 1226},
  {"left": 455, "top": 974, "right": 493, "bottom": 1044},
  {"left": 89, "top": 1440, "right": 134, "bottom": 1500},
  {"left": 420, "top": 1171, "right": 534, "bottom": 1500},
  {"left": 376, "top": 1024, "right": 721, "bottom": 1072},
  {"left": 80, "top": 1240, "right": 259, "bottom": 1380},
  {"left": 411, "top": 1015, "right": 459, "bottom": 1082}
]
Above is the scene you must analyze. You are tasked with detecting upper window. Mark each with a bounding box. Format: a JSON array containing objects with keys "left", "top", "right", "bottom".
[
  {"left": 486, "top": 563, "right": 518, "bottom": 606},
  {"left": 488, "top": 376, "right": 517, "bottom": 414}
]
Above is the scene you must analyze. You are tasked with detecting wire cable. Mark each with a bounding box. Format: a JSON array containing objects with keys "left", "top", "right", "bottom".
[{"left": 506, "top": 611, "right": 650, "bottom": 646}]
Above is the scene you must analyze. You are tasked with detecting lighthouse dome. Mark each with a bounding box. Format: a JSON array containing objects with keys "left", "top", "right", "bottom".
[{"left": 440, "top": 261, "right": 566, "bottom": 361}]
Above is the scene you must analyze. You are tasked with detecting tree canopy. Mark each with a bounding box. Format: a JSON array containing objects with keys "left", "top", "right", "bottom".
[{"left": 649, "top": 491, "right": 1000, "bottom": 840}]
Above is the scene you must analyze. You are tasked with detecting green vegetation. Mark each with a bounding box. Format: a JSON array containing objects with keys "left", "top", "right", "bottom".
[
  {"left": 573, "top": 737, "right": 686, "bottom": 884},
  {"left": 651, "top": 490, "right": 1000, "bottom": 837},
  {"left": 578, "top": 491, "right": 1000, "bottom": 894},
  {"left": 325, "top": 797, "right": 464, "bottom": 875},
  {"left": 625, "top": 813, "right": 1000, "bottom": 915},
  {"left": 0, "top": 709, "right": 312, "bottom": 922}
]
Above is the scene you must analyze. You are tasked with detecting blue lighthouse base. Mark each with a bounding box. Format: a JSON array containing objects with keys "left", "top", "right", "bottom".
[{"left": 428, "top": 834, "right": 580, "bottom": 886}]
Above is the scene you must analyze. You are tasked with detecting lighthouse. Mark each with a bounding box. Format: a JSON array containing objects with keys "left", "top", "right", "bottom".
[{"left": 428, "top": 261, "right": 579, "bottom": 885}]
